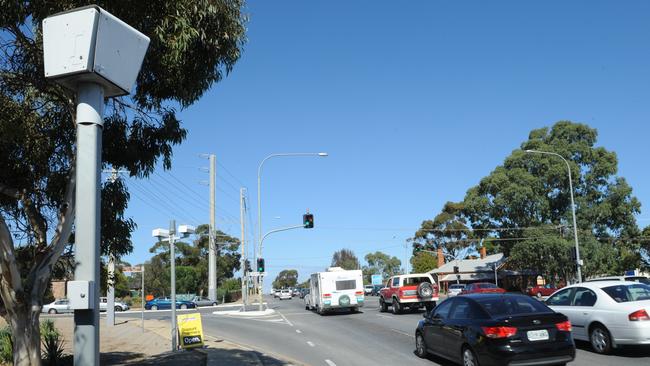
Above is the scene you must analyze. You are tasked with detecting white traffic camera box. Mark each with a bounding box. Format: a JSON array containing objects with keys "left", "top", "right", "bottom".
[
  {"left": 67, "top": 280, "right": 95, "bottom": 310},
  {"left": 42, "top": 5, "right": 150, "bottom": 97}
]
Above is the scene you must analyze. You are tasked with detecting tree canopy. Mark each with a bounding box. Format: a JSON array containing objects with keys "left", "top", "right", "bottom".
[
  {"left": 331, "top": 249, "right": 360, "bottom": 270},
  {"left": 273, "top": 270, "right": 298, "bottom": 289},
  {"left": 362, "top": 251, "right": 401, "bottom": 282}
]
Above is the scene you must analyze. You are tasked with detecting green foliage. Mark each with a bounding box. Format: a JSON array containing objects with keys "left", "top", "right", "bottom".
[
  {"left": 363, "top": 251, "right": 401, "bottom": 282},
  {"left": 0, "top": 327, "right": 11, "bottom": 363},
  {"left": 331, "top": 249, "right": 360, "bottom": 270},
  {"left": 40, "top": 320, "right": 64, "bottom": 365},
  {"left": 410, "top": 252, "right": 438, "bottom": 274},
  {"left": 508, "top": 227, "right": 574, "bottom": 281},
  {"left": 273, "top": 270, "right": 299, "bottom": 289},
  {"left": 221, "top": 278, "right": 241, "bottom": 292},
  {"left": 412, "top": 202, "right": 473, "bottom": 261}
]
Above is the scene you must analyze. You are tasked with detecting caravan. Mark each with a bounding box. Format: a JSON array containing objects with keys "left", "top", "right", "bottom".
[{"left": 305, "top": 267, "right": 364, "bottom": 314}]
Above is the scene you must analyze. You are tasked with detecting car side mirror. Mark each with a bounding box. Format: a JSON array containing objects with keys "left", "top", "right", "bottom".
[{"left": 422, "top": 312, "right": 428, "bottom": 318}]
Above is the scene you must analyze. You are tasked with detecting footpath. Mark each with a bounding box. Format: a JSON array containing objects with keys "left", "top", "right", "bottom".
[{"left": 49, "top": 312, "right": 290, "bottom": 366}]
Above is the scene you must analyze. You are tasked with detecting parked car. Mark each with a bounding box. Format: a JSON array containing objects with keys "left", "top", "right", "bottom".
[
  {"left": 546, "top": 281, "right": 650, "bottom": 354},
  {"left": 305, "top": 267, "right": 364, "bottom": 314},
  {"left": 299, "top": 288, "right": 310, "bottom": 299},
  {"left": 371, "top": 284, "right": 383, "bottom": 296},
  {"left": 364, "top": 285, "right": 374, "bottom": 295},
  {"left": 273, "top": 289, "right": 281, "bottom": 298},
  {"left": 415, "top": 294, "right": 575, "bottom": 366},
  {"left": 527, "top": 284, "right": 561, "bottom": 298},
  {"left": 586, "top": 276, "right": 650, "bottom": 285},
  {"left": 379, "top": 273, "right": 438, "bottom": 314},
  {"left": 460, "top": 282, "right": 506, "bottom": 295},
  {"left": 279, "top": 289, "right": 292, "bottom": 300},
  {"left": 191, "top": 296, "right": 218, "bottom": 307},
  {"left": 42, "top": 299, "right": 73, "bottom": 314},
  {"left": 99, "top": 297, "right": 130, "bottom": 312},
  {"left": 144, "top": 297, "right": 197, "bottom": 310},
  {"left": 447, "top": 283, "right": 466, "bottom": 297}
]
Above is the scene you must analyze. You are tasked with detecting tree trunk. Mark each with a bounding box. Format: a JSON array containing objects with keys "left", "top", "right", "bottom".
[{"left": 9, "top": 306, "right": 41, "bottom": 366}]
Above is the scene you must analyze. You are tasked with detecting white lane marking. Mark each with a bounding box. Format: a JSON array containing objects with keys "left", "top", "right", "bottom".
[
  {"left": 296, "top": 329, "right": 302, "bottom": 334},
  {"left": 376, "top": 314, "right": 391, "bottom": 319},
  {"left": 307, "top": 341, "right": 315, "bottom": 347},
  {"left": 277, "top": 310, "right": 294, "bottom": 327},
  {"left": 325, "top": 360, "right": 337, "bottom": 366},
  {"left": 391, "top": 328, "right": 415, "bottom": 338}
]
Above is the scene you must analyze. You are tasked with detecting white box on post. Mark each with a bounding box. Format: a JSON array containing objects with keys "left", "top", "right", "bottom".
[
  {"left": 42, "top": 5, "right": 150, "bottom": 97},
  {"left": 67, "top": 280, "right": 95, "bottom": 310}
]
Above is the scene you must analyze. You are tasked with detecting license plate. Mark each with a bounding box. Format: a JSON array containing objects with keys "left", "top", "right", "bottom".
[{"left": 527, "top": 329, "right": 549, "bottom": 341}]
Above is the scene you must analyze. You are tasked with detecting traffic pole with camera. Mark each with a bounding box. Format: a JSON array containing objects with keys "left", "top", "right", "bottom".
[{"left": 43, "top": 6, "right": 149, "bottom": 364}]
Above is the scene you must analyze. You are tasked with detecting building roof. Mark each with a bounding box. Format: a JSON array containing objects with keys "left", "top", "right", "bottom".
[{"left": 431, "top": 253, "right": 506, "bottom": 275}]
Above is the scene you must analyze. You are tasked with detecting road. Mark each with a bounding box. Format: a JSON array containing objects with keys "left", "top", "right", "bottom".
[{"left": 107, "top": 295, "right": 650, "bottom": 366}]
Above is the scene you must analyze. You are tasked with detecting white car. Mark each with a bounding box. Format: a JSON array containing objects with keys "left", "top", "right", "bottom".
[
  {"left": 279, "top": 289, "right": 292, "bottom": 300},
  {"left": 99, "top": 297, "right": 130, "bottom": 312},
  {"left": 546, "top": 281, "right": 650, "bottom": 354},
  {"left": 42, "top": 299, "right": 73, "bottom": 314},
  {"left": 447, "top": 283, "right": 466, "bottom": 297},
  {"left": 364, "top": 285, "right": 373, "bottom": 295}
]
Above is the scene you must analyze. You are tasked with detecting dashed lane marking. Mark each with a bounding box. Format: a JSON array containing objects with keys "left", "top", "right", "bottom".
[
  {"left": 277, "top": 310, "right": 294, "bottom": 327},
  {"left": 296, "top": 329, "right": 302, "bottom": 334},
  {"left": 390, "top": 328, "right": 415, "bottom": 338},
  {"left": 307, "top": 341, "right": 315, "bottom": 347},
  {"left": 325, "top": 360, "right": 337, "bottom": 366},
  {"left": 376, "top": 314, "right": 391, "bottom": 319}
]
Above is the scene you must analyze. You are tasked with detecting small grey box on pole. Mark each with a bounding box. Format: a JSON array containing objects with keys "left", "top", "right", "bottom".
[{"left": 43, "top": 5, "right": 149, "bottom": 364}]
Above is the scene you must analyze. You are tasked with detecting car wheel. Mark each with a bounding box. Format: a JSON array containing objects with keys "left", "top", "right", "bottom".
[
  {"left": 151, "top": 305, "right": 158, "bottom": 311},
  {"left": 415, "top": 332, "right": 427, "bottom": 358},
  {"left": 212, "top": 302, "right": 217, "bottom": 306},
  {"left": 180, "top": 304, "right": 188, "bottom": 310},
  {"left": 590, "top": 325, "right": 612, "bottom": 354},
  {"left": 48, "top": 309, "right": 57, "bottom": 314},
  {"left": 379, "top": 298, "right": 388, "bottom": 312},
  {"left": 462, "top": 346, "right": 479, "bottom": 366},
  {"left": 392, "top": 298, "right": 401, "bottom": 314},
  {"left": 115, "top": 306, "right": 122, "bottom": 312},
  {"left": 536, "top": 292, "right": 542, "bottom": 299}
]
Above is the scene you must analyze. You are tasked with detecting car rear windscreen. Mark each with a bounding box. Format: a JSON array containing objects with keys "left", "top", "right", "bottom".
[
  {"left": 336, "top": 280, "right": 357, "bottom": 290},
  {"left": 602, "top": 284, "right": 650, "bottom": 303},
  {"left": 476, "top": 296, "right": 552, "bottom": 317}
]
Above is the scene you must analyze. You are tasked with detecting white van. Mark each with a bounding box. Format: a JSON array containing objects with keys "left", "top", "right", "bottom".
[{"left": 305, "top": 267, "right": 364, "bottom": 314}]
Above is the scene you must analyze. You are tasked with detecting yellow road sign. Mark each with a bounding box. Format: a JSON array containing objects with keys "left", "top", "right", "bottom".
[{"left": 177, "top": 313, "right": 204, "bottom": 349}]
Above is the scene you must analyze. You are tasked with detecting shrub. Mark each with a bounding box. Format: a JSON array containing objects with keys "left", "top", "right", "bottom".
[
  {"left": 0, "top": 326, "right": 12, "bottom": 364},
  {"left": 41, "top": 320, "right": 65, "bottom": 366}
]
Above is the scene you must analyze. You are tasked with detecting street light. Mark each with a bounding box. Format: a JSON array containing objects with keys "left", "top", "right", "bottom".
[
  {"left": 525, "top": 149, "right": 582, "bottom": 283},
  {"left": 153, "top": 222, "right": 195, "bottom": 351},
  {"left": 257, "top": 152, "right": 328, "bottom": 310}
]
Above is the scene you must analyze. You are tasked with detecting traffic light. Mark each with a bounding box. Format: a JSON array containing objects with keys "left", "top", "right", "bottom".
[
  {"left": 453, "top": 266, "right": 459, "bottom": 274},
  {"left": 303, "top": 213, "right": 314, "bottom": 229},
  {"left": 244, "top": 259, "right": 251, "bottom": 273},
  {"left": 257, "top": 258, "right": 265, "bottom": 273},
  {"left": 569, "top": 247, "right": 577, "bottom": 260}
]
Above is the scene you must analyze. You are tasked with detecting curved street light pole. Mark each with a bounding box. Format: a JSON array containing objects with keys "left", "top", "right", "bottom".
[
  {"left": 257, "top": 152, "right": 327, "bottom": 310},
  {"left": 525, "top": 150, "right": 582, "bottom": 283}
]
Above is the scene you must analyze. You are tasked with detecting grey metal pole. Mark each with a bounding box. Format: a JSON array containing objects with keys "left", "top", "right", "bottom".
[
  {"left": 240, "top": 188, "right": 247, "bottom": 308},
  {"left": 141, "top": 265, "right": 145, "bottom": 333},
  {"left": 170, "top": 220, "right": 177, "bottom": 351},
  {"left": 209, "top": 155, "right": 217, "bottom": 301},
  {"left": 107, "top": 254, "right": 115, "bottom": 327},
  {"left": 73, "top": 82, "right": 103, "bottom": 366},
  {"left": 494, "top": 264, "right": 498, "bottom": 287}
]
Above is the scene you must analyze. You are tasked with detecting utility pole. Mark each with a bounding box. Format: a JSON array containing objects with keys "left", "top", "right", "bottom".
[
  {"left": 141, "top": 264, "right": 145, "bottom": 333},
  {"left": 240, "top": 188, "right": 247, "bottom": 308},
  {"left": 170, "top": 220, "right": 177, "bottom": 351},
  {"left": 209, "top": 154, "right": 217, "bottom": 301}
]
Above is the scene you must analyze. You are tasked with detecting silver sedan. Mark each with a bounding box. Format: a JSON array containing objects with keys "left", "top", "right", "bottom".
[
  {"left": 42, "top": 299, "right": 73, "bottom": 314},
  {"left": 546, "top": 280, "right": 650, "bottom": 354}
]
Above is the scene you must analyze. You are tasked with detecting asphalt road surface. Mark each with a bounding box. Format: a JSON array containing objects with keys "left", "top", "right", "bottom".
[{"left": 106, "top": 296, "right": 650, "bottom": 366}]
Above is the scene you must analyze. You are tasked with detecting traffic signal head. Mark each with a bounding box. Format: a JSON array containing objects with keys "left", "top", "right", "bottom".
[
  {"left": 257, "top": 258, "right": 265, "bottom": 272},
  {"left": 303, "top": 213, "right": 314, "bottom": 229},
  {"left": 245, "top": 259, "right": 251, "bottom": 273},
  {"left": 453, "top": 266, "right": 459, "bottom": 274}
]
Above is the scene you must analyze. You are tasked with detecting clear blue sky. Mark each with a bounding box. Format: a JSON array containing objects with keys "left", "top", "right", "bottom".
[{"left": 120, "top": 1, "right": 650, "bottom": 290}]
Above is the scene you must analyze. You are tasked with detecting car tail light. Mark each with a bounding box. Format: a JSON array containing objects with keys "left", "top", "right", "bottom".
[
  {"left": 481, "top": 326, "right": 518, "bottom": 339},
  {"left": 629, "top": 309, "right": 650, "bottom": 321},
  {"left": 555, "top": 320, "right": 572, "bottom": 332}
]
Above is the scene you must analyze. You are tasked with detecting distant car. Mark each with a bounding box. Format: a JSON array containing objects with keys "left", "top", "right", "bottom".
[
  {"left": 586, "top": 276, "right": 650, "bottom": 285},
  {"left": 415, "top": 294, "right": 575, "bottom": 365},
  {"left": 145, "top": 297, "right": 197, "bottom": 310},
  {"left": 299, "top": 288, "right": 310, "bottom": 299},
  {"left": 460, "top": 283, "right": 506, "bottom": 295},
  {"left": 371, "top": 284, "right": 383, "bottom": 296},
  {"left": 279, "top": 289, "right": 292, "bottom": 300},
  {"left": 364, "top": 285, "right": 374, "bottom": 295},
  {"left": 42, "top": 299, "right": 73, "bottom": 314},
  {"left": 191, "top": 296, "right": 218, "bottom": 307},
  {"left": 527, "top": 284, "right": 561, "bottom": 298},
  {"left": 273, "top": 289, "right": 282, "bottom": 298},
  {"left": 447, "top": 284, "right": 466, "bottom": 297},
  {"left": 99, "top": 297, "right": 130, "bottom": 312},
  {"left": 546, "top": 281, "right": 650, "bottom": 354}
]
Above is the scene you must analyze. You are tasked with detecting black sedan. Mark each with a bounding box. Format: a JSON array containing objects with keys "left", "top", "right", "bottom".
[{"left": 415, "top": 294, "right": 575, "bottom": 366}]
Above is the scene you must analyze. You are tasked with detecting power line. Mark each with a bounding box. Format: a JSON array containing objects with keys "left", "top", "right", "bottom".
[{"left": 216, "top": 160, "right": 248, "bottom": 188}]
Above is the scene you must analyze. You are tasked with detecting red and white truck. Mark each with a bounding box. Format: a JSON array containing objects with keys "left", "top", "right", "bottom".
[{"left": 379, "top": 273, "right": 438, "bottom": 314}]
